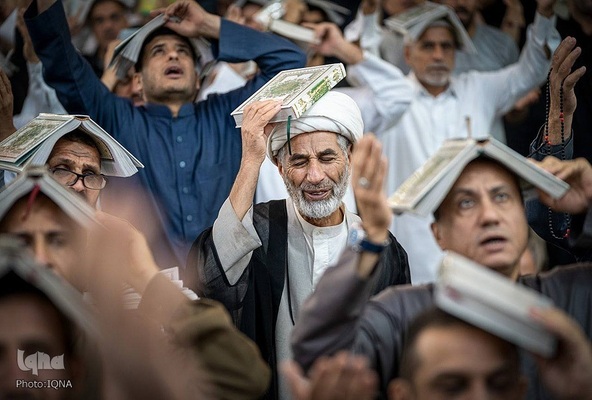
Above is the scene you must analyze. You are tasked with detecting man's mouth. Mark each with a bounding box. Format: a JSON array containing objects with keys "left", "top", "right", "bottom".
[
  {"left": 165, "top": 66, "right": 183, "bottom": 77},
  {"left": 479, "top": 235, "right": 507, "bottom": 251},
  {"left": 303, "top": 188, "right": 331, "bottom": 201}
]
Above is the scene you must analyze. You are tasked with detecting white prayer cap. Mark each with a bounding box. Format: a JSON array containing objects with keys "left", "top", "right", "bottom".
[{"left": 266, "top": 91, "right": 363, "bottom": 164}]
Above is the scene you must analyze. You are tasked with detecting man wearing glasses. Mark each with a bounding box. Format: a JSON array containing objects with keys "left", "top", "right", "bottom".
[{"left": 46, "top": 130, "right": 107, "bottom": 207}]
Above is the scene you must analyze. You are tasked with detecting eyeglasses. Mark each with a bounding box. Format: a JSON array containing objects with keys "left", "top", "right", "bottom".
[{"left": 50, "top": 168, "right": 107, "bottom": 190}]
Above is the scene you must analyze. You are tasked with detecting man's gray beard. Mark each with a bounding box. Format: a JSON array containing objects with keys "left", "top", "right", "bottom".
[
  {"left": 423, "top": 70, "right": 451, "bottom": 88},
  {"left": 284, "top": 165, "right": 350, "bottom": 220}
]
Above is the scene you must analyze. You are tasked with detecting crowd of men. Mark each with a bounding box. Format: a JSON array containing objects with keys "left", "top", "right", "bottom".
[{"left": 0, "top": 0, "right": 591, "bottom": 398}]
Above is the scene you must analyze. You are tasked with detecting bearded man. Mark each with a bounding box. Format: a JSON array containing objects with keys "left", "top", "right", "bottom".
[{"left": 187, "top": 91, "right": 411, "bottom": 400}]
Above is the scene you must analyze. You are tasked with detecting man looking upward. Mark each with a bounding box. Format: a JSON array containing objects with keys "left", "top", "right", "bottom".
[{"left": 25, "top": 0, "right": 306, "bottom": 267}]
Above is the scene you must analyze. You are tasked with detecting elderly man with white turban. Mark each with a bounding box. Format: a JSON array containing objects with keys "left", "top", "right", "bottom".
[{"left": 186, "top": 91, "right": 411, "bottom": 400}]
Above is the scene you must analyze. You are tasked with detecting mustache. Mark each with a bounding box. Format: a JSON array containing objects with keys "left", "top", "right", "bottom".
[
  {"left": 299, "top": 180, "right": 333, "bottom": 192},
  {"left": 427, "top": 63, "right": 450, "bottom": 71}
]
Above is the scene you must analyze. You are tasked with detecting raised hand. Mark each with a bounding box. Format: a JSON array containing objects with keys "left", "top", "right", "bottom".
[
  {"left": 305, "top": 22, "right": 363, "bottom": 64},
  {"left": 0, "top": 68, "right": 16, "bottom": 140},
  {"left": 351, "top": 134, "right": 391, "bottom": 244},
  {"left": 229, "top": 100, "right": 281, "bottom": 220},
  {"left": 547, "top": 37, "right": 586, "bottom": 144},
  {"left": 240, "top": 100, "right": 282, "bottom": 165},
  {"left": 151, "top": 0, "right": 221, "bottom": 39}
]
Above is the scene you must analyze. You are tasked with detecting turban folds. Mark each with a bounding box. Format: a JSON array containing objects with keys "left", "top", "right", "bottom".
[{"left": 266, "top": 91, "right": 363, "bottom": 164}]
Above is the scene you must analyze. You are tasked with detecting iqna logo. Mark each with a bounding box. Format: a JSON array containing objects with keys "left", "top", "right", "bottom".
[{"left": 17, "top": 350, "right": 65, "bottom": 376}]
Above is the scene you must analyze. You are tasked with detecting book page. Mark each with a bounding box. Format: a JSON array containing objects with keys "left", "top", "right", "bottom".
[
  {"left": 384, "top": 2, "right": 446, "bottom": 31},
  {"left": 0, "top": 116, "right": 72, "bottom": 162},
  {"left": 389, "top": 139, "right": 473, "bottom": 211}
]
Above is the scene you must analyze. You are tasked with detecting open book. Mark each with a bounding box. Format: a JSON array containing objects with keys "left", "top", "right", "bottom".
[
  {"left": 383, "top": 2, "right": 475, "bottom": 53},
  {"left": 231, "top": 63, "right": 346, "bottom": 127},
  {"left": 435, "top": 251, "right": 557, "bottom": 357},
  {"left": 109, "top": 14, "right": 169, "bottom": 80},
  {"left": 0, "top": 166, "right": 98, "bottom": 229},
  {"left": 0, "top": 113, "right": 143, "bottom": 177},
  {"left": 109, "top": 14, "right": 214, "bottom": 80},
  {"left": 388, "top": 137, "right": 570, "bottom": 216}
]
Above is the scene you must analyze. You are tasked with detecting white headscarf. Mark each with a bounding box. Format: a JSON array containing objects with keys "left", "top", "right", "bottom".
[{"left": 266, "top": 91, "right": 363, "bottom": 164}]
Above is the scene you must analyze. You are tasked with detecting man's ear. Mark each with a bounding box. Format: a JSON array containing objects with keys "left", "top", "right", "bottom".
[
  {"left": 134, "top": 72, "right": 143, "bottom": 92},
  {"left": 277, "top": 159, "right": 284, "bottom": 177},
  {"left": 431, "top": 221, "right": 445, "bottom": 249},
  {"left": 388, "top": 378, "right": 413, "bottom": 400},
  {"left": 404, "top": 45, "right": 412, "bottom": 66}
]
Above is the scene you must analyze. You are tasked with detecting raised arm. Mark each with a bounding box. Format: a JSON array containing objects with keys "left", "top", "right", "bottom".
[
  {"left": 291, "top": 135, "right": 410, "bottom": 389},
  {"left": 307, "top": 22, "right": 413, "bottom": 132}
]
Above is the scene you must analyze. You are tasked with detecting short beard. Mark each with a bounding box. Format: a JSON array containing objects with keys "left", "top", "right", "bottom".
[
  {"left": 422, "top": 66, "right": 451, "bottom": 88},
  {"left": 284, "top": 164, "right": 350, "bottom": 221}
]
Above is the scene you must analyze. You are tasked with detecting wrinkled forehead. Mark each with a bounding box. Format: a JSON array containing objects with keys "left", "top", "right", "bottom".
[
  {"left": 452, "top": 158, "right": 521, "bottom": 191},
  {"left": 285, "top": 131, "right": 343, "bottom": 154}
]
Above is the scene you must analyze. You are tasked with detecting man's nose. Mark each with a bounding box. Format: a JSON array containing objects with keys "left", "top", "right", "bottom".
[
  {"left": 479, "top": 197, "right": 501, "bottom": 226},
  {"left": 305, "top": 159, "right": 325, "bottom": 184},
  {"left": 33, "top": 241, "right": 50, "bottom": 268},
  {"left": 70, "top": 177, "right": 86, "bottom": 193}
]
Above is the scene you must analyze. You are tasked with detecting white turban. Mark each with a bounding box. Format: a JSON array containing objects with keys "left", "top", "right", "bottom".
[{"left": 266, "top": 91, "right": 363, "bottom": 164}]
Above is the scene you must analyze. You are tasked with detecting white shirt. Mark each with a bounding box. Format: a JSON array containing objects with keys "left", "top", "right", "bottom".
[{"left": 347, "top": 13, "right": 557, "bottom": 284}]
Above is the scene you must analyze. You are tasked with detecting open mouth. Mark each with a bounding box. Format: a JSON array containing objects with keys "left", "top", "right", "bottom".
[
  {"left": 480, "top": 236, "right": 507, "bottom": 250},
  {"left": 165, "top": 66, "right": 183, "bottom": 77},
  {"left": 303, "top": 189, "right": 330, "bottom": 201}
]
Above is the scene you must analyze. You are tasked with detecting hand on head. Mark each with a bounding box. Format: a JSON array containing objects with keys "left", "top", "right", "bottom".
[
  {"left": 533, "top": 156, "right": 592, "bottom": 214},
  {"left": 240, "top": 100, "right": 282, "bottom": 166},
  {"left": 151, "top": 0, "right": 221, "bottom": 39}
]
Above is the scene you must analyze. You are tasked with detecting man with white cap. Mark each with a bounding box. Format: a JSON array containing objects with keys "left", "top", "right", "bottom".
[{"left": 187, "top": 91, "right": 411, "bottom": 400}]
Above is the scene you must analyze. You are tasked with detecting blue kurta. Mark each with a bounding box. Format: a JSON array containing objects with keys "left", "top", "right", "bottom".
[{"left": 25, "top": 1, "right": 306, "bottom": 266}]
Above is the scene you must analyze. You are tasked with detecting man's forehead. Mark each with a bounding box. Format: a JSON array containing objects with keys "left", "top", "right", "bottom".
[
  {"left": 417, "top": 25, "right": 456, "bottom": 44},
  {"left": 289, "top": 131, "right": 341, "bottom": 150},
  {"left": 145, "top": 34, "right": 191, "bottom": 50},
  {"left": 451, "top": 159, "right": 519, "bottom": 192},
  {"left": 1, "top": 196, "right": 78, "bottom": 233},
  {"left": 49, "top": 139, "right": 101, "bottom": 166}
]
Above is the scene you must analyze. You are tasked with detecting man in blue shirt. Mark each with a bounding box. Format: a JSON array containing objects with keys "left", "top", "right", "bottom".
[{"left": 25, "top": 0, "right": 306, "bottom": 267}]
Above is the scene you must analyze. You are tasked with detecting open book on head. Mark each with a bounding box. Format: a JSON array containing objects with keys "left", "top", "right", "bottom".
[
  {"left": 109, "top": 14, "right": 214, "bottom": 80},
  {"left": 435, "top": 251, "right": 557, "bottom": 357},
  {"left": 388, "top": 137, "right": 570, "bottom": 217},
  {"left": 384, "top": 1, "right": 476, "bottom": 54},
  {"left": 231, "top": 63, "right": 346, "bottom": 127},
  {"left": 0, "top": 165, "right": 98, "bottom": 229},
  {"left": 0, "top": 113, "right": 143, "bottom": 177}
]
